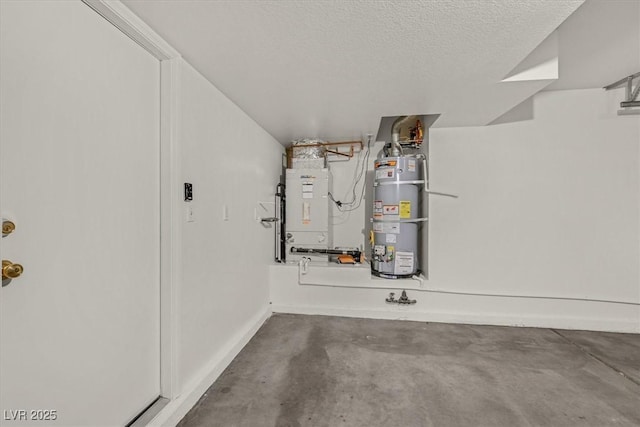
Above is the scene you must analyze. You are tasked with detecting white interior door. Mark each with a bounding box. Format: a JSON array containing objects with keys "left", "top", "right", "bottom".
[{"left": 1, "top": 1, "right": 161, "bottom": 426}]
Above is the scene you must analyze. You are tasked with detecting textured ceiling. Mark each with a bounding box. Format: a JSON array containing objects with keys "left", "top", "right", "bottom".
[{"left": 123, "top": 0, "right": 584, "bottom": 144}]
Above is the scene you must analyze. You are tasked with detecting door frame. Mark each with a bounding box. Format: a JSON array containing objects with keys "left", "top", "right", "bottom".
[{"left": 82, "top": 0, "right": 182, "bottom": 401}]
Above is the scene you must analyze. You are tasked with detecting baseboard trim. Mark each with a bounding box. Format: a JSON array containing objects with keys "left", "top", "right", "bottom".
[
  {"left": 148, "top": 306, "right": 272, "bottom": 427},
  {"left": 271, "top": 303, "right": 640, "bottom": 333}
]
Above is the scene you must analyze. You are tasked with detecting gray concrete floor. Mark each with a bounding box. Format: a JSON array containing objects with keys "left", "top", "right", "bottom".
[{"left": 178, "top": 314, "right": 640, "bottom": 427}]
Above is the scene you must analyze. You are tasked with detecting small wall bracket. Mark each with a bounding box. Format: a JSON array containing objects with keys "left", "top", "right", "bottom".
[
  {"left": 255, "top": 201, "right": 277, "bottom": 227},
  {"left": 604, "top": 72, "right": 640, "bottom": 115}
]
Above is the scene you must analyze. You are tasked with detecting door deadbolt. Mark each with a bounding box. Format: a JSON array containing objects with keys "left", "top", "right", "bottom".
[
  {"left": 2, "top": 219, "right": 15, "bottom": 236},
  {"left": 2, "top": 260, "right": 24, "bottom": 280}
]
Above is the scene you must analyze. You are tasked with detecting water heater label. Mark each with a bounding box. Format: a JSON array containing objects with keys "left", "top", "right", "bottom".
[
  {"left": 395, "top": 252, "right": 414, "bottom": 275},
  {"left": 383, "top": 222, "right": 400, "bottom": 234},
  {"left": 375, "top": 160, "right": 397, "bottom": 168},
  {"left": 376, "top": 168, "right": 395, "bottom": 179},
  {"left": 372, "top": 222, "right": 399, "bottom": 234},
  {"left": 408, "top": 159, "right": 416, "bottom": 172},
  {"left": 383, "top": 205, "right": 398, "bottom": 215},
  {"left": 385, "top": 233, "right": 397, "bottom": 243},
  {"left": 373, "top": 200, "right": 383, "bottom": 217},
  {"left": 399, "top": 201, "right": 411, "bottom": 219}
]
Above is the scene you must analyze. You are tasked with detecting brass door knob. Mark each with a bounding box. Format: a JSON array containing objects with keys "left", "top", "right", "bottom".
[
  {"left": 2, "top": 220, "right": 15, "bottom": 236},
  {"left": 2, "top": 260, "right": 23, "bottom": 280}
]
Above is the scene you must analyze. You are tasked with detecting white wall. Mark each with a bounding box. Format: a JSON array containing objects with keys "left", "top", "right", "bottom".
[
  {"left": 178, "top": 59, "right": 283, "bottom": 390},
  {"left": 430, "top": 88, "right": 638, "bottom": 305},
  {"left": 271, "top": 88, "right": 640, "bottom": 333}
]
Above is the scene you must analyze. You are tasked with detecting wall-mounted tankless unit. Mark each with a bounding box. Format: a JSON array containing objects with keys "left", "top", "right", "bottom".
[
  {"left": 371, "top": 146, "right": 427, "bottom": 278},
  {"left": 285, "top": 168, "right": 332, "bottom": 261}
]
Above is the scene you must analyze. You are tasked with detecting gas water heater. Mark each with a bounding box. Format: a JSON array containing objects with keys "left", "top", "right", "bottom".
[{"left": 371, "top": 144, "right": 426, "bottom": 279}]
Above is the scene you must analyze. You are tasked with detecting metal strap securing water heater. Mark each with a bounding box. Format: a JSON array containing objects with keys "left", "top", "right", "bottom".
[
  {"left": 374, "top": 178, "right": 457, "bottom": 197},
  {"left": 373, "top": 218, "right": 429, "bottom": 223},
  {"left": 374, "top": 180, "right": 425, "bottom": 186}
]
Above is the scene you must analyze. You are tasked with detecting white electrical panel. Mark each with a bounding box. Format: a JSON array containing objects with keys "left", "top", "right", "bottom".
[{"left": 285, "top": 168, "right": 332, "bottom": 261}]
